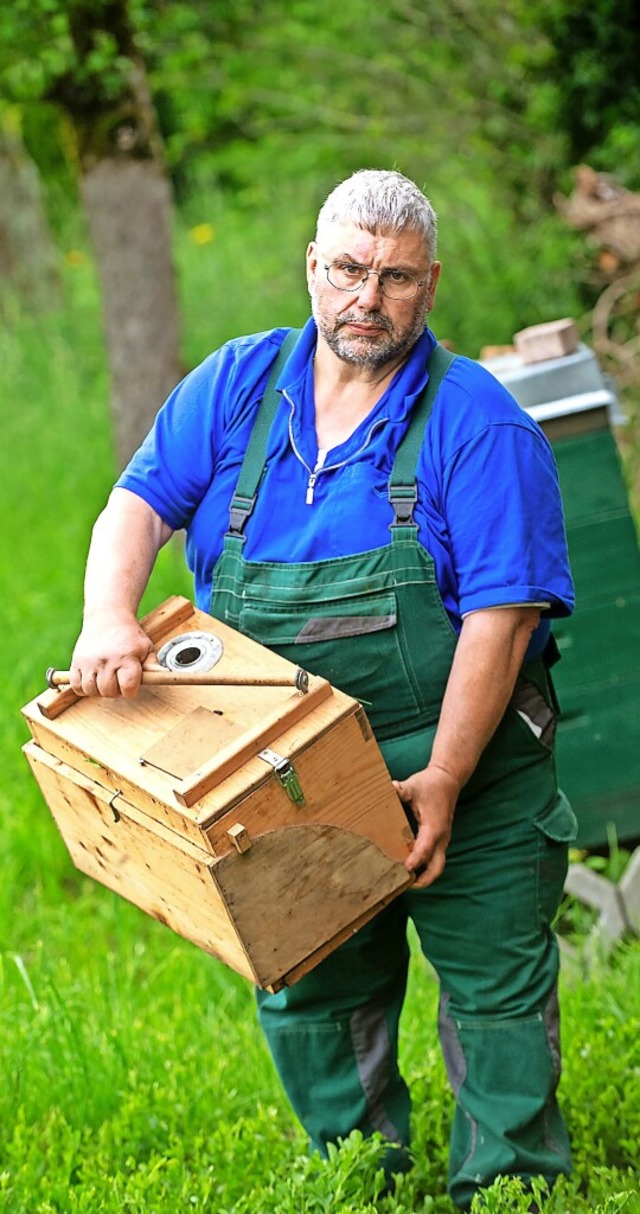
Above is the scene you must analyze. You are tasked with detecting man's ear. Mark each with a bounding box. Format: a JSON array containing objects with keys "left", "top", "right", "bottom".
[
  {"left": 306, "top": 241, "right": 319, "bottom": 294},
  {"left": 426, "top": 261, "right": 441, "bottom": 313}
]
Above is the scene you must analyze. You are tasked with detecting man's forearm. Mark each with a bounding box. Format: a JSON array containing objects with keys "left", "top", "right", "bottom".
[
  {"left": 429, "top": 605, "right": 542, "bottom": 789},
  {"left": 83, "top": 487, "right": 172, "bottom": 621},
  {"left": 396, "top": 605, "right": 542, "bottom": 885},
  {"left": 70, "top": 488, "right": 173, "bottom": 698}
]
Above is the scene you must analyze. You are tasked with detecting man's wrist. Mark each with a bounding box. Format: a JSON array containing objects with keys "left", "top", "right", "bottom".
[
  {"left": 426, "top": 762, "right": 462, "bottom": 793},
  {"left": 82, "top": 604, "right": 138, "bottom": 624}
]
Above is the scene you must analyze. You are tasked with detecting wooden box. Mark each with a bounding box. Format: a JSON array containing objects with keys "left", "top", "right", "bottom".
[{"left": 22, "top": 596, "right": 415, "bottom": 991}]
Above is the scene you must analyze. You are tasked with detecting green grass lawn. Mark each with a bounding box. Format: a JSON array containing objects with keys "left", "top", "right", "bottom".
[{"left": 1, "top": 251, "right": 639, "bottom": 1213}]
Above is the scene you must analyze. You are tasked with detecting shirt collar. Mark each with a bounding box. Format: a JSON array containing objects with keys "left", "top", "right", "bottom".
[{"left": 277, "top": 316, "right": 437, "bottom": 424}]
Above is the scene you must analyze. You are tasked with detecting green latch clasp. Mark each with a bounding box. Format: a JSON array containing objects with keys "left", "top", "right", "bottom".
[{"left": 258, "top": 748, "right": 306, "bottom": 806}]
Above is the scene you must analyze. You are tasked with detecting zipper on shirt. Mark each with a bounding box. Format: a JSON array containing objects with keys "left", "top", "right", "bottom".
[
  {"left": 283, "top": 389, "right": 389, "bottom": 506},
  {"left": 306, "top": 449, "right": 328, "bottom": 505}
]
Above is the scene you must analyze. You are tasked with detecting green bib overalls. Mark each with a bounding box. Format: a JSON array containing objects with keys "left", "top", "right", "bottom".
[{"left": 209, "top": 333, "right": 576, "bottom": 1208}]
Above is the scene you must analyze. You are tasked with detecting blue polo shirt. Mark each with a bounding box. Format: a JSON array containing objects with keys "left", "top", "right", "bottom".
[{"left": 117, "top": 318, "right": 574, "bottom": 654}]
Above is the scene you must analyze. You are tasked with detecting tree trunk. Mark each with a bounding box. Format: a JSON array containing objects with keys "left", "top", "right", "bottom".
[
  {"left": 47, "top": 1, "right": 183, "bottom": 469},
  {"left": 0, "top": 127, "right": 58, "bottom": 312},
  {"left": 80, "top": 157, "right": 182, "bottom": 468}
]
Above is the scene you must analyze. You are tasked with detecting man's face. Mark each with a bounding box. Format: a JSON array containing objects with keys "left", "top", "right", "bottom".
[{"left": 306, "top": 223, "right": 440, "bottom": 372}]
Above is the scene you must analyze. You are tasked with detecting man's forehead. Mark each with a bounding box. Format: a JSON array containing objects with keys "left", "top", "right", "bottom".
[{"left": 319, "top": 222, "right": 428, "bottom": 261}]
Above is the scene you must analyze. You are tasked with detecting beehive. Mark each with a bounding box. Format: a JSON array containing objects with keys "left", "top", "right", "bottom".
[
  {"left": 481, "top": 346, "right": 640, "bottom": 848},
  {"left": 22, "top": 596, "right": 415, "bottom": 991}
]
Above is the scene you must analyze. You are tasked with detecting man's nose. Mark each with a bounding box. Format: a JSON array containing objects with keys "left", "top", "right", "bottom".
[{"left": 355, "top": 271, "right": 384, "bottom": 305}]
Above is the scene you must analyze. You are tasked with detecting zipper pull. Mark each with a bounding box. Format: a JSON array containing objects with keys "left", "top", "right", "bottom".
[{"left": 305, "top": 449, "right": 327, "bottom": 506}]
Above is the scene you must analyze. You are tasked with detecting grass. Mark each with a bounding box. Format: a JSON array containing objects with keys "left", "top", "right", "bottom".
[{"left": 1, "top": 205, "right": 639, "bottom": 1212}]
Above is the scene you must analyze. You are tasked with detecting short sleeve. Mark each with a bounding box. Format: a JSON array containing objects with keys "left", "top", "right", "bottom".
[
  {"left": 116, "top": 356, "right": 224, "bottom": 530},
  {"left": 116, "top": 330, "right": 289, "bottom": 532},
  {"left": 442, "top": 422, "right": 574, "bottom": 618}
]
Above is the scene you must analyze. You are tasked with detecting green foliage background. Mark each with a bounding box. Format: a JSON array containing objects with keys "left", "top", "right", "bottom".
[
  {"left": 0, "top": 2, "right": 639, "bottom": 1210},
  {"left": 3, "top": 0, "right": 639, "bottom": 362}
]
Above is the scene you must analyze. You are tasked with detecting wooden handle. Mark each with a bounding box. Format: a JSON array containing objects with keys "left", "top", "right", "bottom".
[{"left": 45, "top": 667, "right": 308, "bottom": 690}]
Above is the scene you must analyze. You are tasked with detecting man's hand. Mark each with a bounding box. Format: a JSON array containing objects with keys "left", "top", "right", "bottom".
[
  {"left": 70, "top": 609, "right": 154, "bottom": 699},
  {"left": 394, "top": 765, "right": 460, "bottom": 888}
]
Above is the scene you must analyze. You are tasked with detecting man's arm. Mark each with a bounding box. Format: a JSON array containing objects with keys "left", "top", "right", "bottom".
[
  {"left": 395, "top": 604, "right": 541, "bottom": 887},
  {"left": 69, "top": 488, "right": 174, "bottom": 699}
]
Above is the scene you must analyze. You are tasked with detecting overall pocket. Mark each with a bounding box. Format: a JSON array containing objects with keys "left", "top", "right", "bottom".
[
  {"left": 238, "top": 589, "right": 428, "bottom": 737},
  {"left": 534, "top": 792, "right": 577, "bottom": 927}
]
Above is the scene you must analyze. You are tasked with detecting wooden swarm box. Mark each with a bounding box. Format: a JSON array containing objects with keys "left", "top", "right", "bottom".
[{"left": 22, "top": 596, "right": 415, "bottom": 991}]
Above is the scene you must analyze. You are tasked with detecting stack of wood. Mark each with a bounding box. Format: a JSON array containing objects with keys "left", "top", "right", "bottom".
[
  {"left": 555, "top": 165, "right": 640, "bottom": 392},
  {"left": 555, "top": 164, "right": 640, "bottom": 276}
]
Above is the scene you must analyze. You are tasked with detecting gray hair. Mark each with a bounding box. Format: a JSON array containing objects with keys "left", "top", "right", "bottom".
[{"left": 315, "top": 169, "right": 437, "bottom": 261}]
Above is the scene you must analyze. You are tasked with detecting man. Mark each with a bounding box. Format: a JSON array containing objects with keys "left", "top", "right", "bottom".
[{"left": 70, "top": 169, "right": 576, "bottom": 1209}]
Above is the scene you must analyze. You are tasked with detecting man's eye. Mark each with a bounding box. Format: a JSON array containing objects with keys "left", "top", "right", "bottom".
[
  {"left": 338, "top": 262, "right": 366, "bottom": 278},
  {"left": 384, "top": 269, "right": 411, "bottom": 284}
]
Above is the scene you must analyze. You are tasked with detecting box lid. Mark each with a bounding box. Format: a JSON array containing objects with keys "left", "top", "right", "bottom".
[
  {"left": 22, "top": 597, "right": 356, "bottom": 837},
  {"left": 480, "top": 341, "right": 623, "bottom": 426}
]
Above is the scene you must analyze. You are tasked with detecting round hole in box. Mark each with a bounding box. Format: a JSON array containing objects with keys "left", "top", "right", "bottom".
[
  {"left": 174, "top": 646, "right": 202, "bottom": 667},
  {"left": 157, "top": 631, "right": 224, "bottom": 674}
]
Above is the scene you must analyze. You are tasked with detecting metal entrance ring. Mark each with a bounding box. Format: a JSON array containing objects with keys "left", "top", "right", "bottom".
[{"left": 156, "top": 631, "right": 224, "bottom": 674}]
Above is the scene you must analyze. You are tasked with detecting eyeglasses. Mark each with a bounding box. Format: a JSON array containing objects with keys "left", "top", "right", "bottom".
[{"left": 322, "top": 258, "right": 427, "bottom": 301}]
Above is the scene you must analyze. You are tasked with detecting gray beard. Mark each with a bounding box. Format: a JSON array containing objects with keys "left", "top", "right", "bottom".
[{"left": 312, "top": 302, "right": 426, "bottom": 372}]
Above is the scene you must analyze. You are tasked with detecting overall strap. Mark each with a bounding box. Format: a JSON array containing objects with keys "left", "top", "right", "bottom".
[
  {"left": 227, "top": 329, "right": 301, "bottom": 539},
  {"left": 388, "top": 343, "right": 456, "bottom": 528}
]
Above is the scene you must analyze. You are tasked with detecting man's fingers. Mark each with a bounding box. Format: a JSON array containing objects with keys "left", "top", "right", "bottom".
[
  {"left": 70, "top": 666, "right": 98, "bottom": 697},
  {"left": 394, "top": 770, "right": 454, "bottom": 887},
  {"left": 69, "top": 655, "right": 146, "bottom": 699},
  {"left": 68, "top": 628, "right": 154, "bottom": 699},
  {"left": 407, "top": 840, "right": 446, "bottom": 888},
  {"left": 405, "top": 818, "right": 447, "bottom": 879},
  {"left": 406, "top": 834, "right": 436, "bottom": 873},
  {"left": 116, "top": 658, "right": 146, "bottom": 699}
]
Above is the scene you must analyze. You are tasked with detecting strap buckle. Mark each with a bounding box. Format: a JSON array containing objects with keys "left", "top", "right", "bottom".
[
  {"left": 226, "top": 493, "right": 257, "bottom": 539},
  {"left": 388, "top": 483, "right": 418, "bottom": 527}
]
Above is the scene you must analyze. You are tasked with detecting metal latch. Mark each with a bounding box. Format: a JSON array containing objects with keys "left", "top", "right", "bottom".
[{"left": 258, "top": 748, "right": 305, "bottom": 806}]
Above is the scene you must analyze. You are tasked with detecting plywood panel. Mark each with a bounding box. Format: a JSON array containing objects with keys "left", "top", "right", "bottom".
[
  {"left": 24, "top": 742, "right": 255, "bottom": 981},
  {"left": 213, "top": 823, "right": 413, "bottom": 989},
  {"left": 204, "top": 711, "right": 414, "bottom": 862}
]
